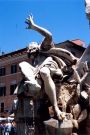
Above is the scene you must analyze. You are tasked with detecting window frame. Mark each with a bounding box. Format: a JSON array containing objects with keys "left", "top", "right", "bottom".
[
  {"left": 0, "top": 67, "right": 6, "bottom": 76},
  {"left": 11, "top": 64, "right": 17, "bottom": 74},
  {"left": 0, "top": 86, "right": 6, "bottom": 96},
  {"left": 1, "top": 102, "right": 4, "bottom": 113}
]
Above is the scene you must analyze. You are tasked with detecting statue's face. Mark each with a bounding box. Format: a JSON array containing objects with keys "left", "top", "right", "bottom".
[
  {"left": 27, "top": 42, "right": 39, "bottom": 53},
  {"left": 27, "top": 42, "right": 39, "bottom": 58}
]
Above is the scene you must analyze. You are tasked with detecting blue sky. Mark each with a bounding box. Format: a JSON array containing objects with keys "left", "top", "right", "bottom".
[{"left": 0, "top": 0, "right": 90, "bottom": 54}]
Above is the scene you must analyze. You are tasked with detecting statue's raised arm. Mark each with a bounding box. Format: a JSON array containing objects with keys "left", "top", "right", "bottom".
[{"left": 25, "top": 14, "right": 54, "bottom": 50}]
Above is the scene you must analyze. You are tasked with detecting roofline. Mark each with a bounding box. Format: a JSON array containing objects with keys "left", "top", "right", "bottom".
[
  {"left": 0, "top": 47, "right": 27, "bottom": 59},
  {"left": 68, "top": 40, "right": 86, "bottom": 49},
  {"left": 71, "top": 38, "right": 85, "bottom": 43},
  {"left": 56, "top": 40, "right": 86, "bottom": 49}
]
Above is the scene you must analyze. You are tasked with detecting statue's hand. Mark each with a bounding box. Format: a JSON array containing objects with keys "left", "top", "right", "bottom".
[
  {"left": 25, "top": 14, "right": 35, "bottom": 29},
  {"left": 72, "top": 119, "right": 79, "bottom": 129}
]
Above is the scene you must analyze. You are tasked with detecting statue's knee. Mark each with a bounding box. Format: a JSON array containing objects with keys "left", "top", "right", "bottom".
[
  {"left": 51, "top": 68, "right": 63, "bottom": 81},
  {"left": 56, "top": 69, "right": 63, "bottom": 76},
  {"left": 19, "top": 61, "right": 29, "bottom": 69},
  {"left": 40, "top": 67, "right": 50, "bottom": 79}
]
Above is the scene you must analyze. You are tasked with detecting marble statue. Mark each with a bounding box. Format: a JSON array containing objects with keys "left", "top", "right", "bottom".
[
  {"left": 17, "top": 15, "right": 77, "bottom": 120},
  {"left": 13, "top": 15, "right": 90, "bottom": 135}
]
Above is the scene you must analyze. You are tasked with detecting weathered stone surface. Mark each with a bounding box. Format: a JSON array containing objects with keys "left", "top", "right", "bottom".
[
  {"left": 13, "top": 14, "right": 90, "bottom": 135},
  {"left": 44, "top": 118, "right": 73, "bottom": 135}
]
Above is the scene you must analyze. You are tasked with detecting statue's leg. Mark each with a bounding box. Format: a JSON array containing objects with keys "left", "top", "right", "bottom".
[
  {"left": 19, "top": 61, "right": 41, "bottom": 91},
  {"left": 19, "top": 61, "right": 35, "bottom": 77},
  {"left": 72, "top": 104, "right": 81, "bottom": 120},
  {"left": 41, "top": 56, "right": 63, "bottom": 79},
  {"left": 40, "top": 66, "right": 64, "bottom": 120},
  {"left": 77, "top": 109, "right": 87, "bottom": 123}
]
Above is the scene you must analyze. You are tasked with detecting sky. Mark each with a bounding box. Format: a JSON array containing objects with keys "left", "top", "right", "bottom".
[{"left": 0, "top": 0, "right": 90, "bottom": 54}]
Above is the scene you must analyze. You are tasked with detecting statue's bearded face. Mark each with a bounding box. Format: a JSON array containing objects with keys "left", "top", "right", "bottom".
[{"left": 27, "top": 42, "right": 39, "bottom": 58}]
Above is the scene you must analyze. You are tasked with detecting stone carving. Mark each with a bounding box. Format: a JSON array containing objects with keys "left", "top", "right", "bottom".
[
  {"left": 13, "top": 15, "right": 90, "bottom": 135},
  {"left": 17, "top": 15, "right": 78, "bottom": 120}
]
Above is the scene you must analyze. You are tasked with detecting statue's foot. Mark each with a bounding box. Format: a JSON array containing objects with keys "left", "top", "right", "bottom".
[
  {"left": 25, "top": 80, "right": 41, "bottom": 91},
  {"left": 57, "top": 111, "right": 66, "bottom": 120},
  {"left": 72, "top": 119, "right": 79, "bottom": 129},
  {"left": 54, "top": 106, "right": 65, "bottom": 120}
]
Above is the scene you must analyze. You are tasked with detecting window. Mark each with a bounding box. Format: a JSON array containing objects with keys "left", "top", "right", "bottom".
[
  {"left": 0, "top": 86, "right": 6, "bottom": 96},
  {"left": 10, "top": 84, "right": 17, "bottom": 95},
  {"left": 1, "top": 102, "right": 4, "bottom": 112},
  {"left": 0, "top": 67, "right": 6, "bottom": 76},
  {"left": 11, "top": 64, "right": 17, "bottom": 74}
]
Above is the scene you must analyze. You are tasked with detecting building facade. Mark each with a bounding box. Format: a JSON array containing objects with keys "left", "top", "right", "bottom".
[
  {"left": 0, "top": 39, "right": 85, "bottom": 117},
  {"left": 0, "top": 48, "right": 29, "bottom": 117}
]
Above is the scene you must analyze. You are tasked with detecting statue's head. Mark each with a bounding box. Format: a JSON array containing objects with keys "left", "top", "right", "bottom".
[{"left": 27, "top": 42, "right": 40, "bottom": 58}]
